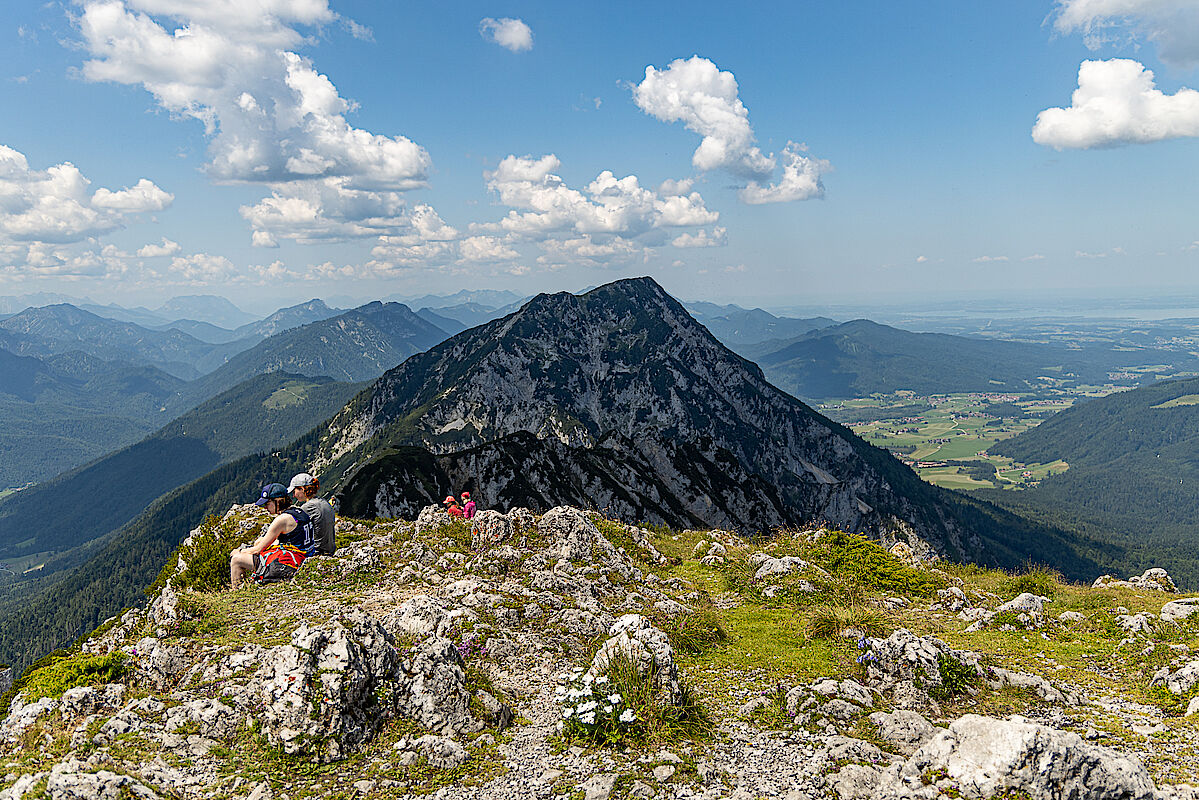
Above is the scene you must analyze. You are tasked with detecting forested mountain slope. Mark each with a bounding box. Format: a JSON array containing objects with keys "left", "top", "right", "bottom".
[
  {"left": 982, "top": 377, "right": 1199, "bottom": 586},
  {"left": 0, "top": 349, "right": 186, "bottom": 487},
  {"left": 0, "top": 373, "right": 362, "bottom": 572}
]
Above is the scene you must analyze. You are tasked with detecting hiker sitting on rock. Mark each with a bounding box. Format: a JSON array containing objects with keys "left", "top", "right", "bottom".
[
  {"left": 462, "top": 491, "right": 476, "bottom": 520},
  {"left": 288, "top": 472, "right": 336, "bottom": 556},
  {"left": 229, "top": 483, "right": 318, "bottom": 589},
  {"left": 444, "top": 495, "right": 464, "bottom": 518}
]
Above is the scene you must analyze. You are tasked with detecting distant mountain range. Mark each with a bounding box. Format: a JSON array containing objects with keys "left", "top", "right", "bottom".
[
  {"left": 231, "top": 299, "right": 342, "bottom": 342},
  {"left": 0, "top": 304, "right": 245, "bottom": 380},
  {"left": 177, "top": 301, "right": 448, "bottom": 407},
  {"left": 0, "top": 277, "right": 1104, "bottom": 675},
  {"left": 0, "top": 300, "right": 449, "bottom": 490},
  {"left": 397, "top": 288, "right": 525, "bottom": 310},
  {"left": 744, "top": 319, "right": 1199, "bottom": 399},
  {"left": 684, "top": 302, "right": 836, "bottom": 347}
]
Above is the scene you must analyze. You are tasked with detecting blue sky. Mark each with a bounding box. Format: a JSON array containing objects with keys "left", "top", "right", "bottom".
[{"left": 1, "top": 0, "right": 1198, "bottom": 312}]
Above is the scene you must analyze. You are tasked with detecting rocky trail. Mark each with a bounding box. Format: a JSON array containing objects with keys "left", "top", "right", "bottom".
[{"left": 3, "top": 504, "right": 1199, "bottom": 799}]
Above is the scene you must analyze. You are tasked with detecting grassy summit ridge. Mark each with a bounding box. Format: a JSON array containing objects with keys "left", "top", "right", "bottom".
[{"left": 2, "top": 503, "right": 1199, "bottom": 798}]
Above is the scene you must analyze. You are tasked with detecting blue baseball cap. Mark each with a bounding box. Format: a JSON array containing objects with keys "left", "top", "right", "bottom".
[{"left": 255, "top": 483, "right": 290, "bottom": 506}]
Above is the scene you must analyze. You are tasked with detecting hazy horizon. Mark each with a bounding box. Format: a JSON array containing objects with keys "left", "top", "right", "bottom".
[{"left": 12, "top": 281, "right": 1199, "bottom": 326}]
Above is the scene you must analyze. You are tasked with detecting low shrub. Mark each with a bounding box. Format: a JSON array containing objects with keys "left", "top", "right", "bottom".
[
  {"left": 656, "top": 611, "right": 727, "bottom": 655},
  {"left": 1001, "top": 565, "right": 1063, "bottom": 599},
  {"left": 13, "top": 651, "right": 127, "bottom": 703},
  {"left": 807, "top": 531, "right": 945, "bottom": 596},
  {"left": 148, "top": 513, "right": 254, "bottom": 596},
  {"left": 929, "top": 653, "right": 981, "bottom": 701}
]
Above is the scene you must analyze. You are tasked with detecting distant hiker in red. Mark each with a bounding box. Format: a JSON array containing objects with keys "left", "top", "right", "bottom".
[
  {"left": 444, "top": 495, "right": 464, "bottom": 518},
  {"left": 462, "top": 491, "right": 476, "bottom": 520}
]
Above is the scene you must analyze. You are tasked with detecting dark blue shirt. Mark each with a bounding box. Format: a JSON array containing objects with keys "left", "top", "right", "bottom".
[{"left": 278, "top": 506, "right": 317, "bottom": 556}]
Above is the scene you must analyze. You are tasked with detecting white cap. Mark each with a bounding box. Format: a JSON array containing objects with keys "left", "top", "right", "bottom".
[{"left": 287, "top": 472, "right": 317, "bottom": 491}]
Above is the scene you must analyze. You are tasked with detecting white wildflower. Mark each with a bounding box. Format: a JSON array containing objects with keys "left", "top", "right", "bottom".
[
  {"left": 607, "top": 693, "right": 621, "bottom": 704},
  {"left": 594, "top": 676, "right": 610, "bottom": 685},
  {"left": 579, "top": 711, "right": 597, "bottom": 725},
  {"left": 562, "top": 708, "right": 574, "bottom": 718},
  {"left": 619, "top": 709, "right": 637, "bottom": 723},
  {"left": 577, "top": 701, "right": 598, "bottom": 713},
  {"left": 604, "top": 705, "right": 614, "bottom": 713}
]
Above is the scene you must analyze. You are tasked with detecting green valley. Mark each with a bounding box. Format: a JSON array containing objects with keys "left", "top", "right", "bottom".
[{"left": 820, "top": 386, "right": 1128, "bottom": 491}]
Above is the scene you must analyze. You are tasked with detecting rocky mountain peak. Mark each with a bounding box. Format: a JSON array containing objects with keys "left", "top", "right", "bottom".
[{"left": 304, "top": 277, "right": 1030, "bottom": 564}]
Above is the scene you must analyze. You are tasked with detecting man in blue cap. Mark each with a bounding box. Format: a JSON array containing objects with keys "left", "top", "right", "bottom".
[{"left": 229, "top": 482, "right": 318, "bottom": 589}]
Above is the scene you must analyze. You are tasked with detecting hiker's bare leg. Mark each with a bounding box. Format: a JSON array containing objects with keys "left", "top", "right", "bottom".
[{"left": 230, "top": 549, "right": 255, "bottom": 589}]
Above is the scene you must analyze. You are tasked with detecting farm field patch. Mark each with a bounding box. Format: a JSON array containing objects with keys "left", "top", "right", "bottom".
[{"left": 819, "top": 389, "right": 1113, "bottom": 491}]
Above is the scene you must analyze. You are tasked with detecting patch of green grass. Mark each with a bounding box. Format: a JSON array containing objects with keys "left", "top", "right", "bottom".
[
  {"left": 687, "top": 605, "right": 851, "bottom": 683},
  {"left": 654, "top": 611, "right": 727, "bottom": 655},
  {"left": 804, "top": 603, "right": 889, "bottom": 640}
]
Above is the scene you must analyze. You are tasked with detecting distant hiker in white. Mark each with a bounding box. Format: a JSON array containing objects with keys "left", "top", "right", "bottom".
[{"left": 289, "top": 472, "right": 337, "bottom": 556}]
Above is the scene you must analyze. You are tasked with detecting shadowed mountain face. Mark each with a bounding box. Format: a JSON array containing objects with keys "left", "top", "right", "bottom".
[{"left": 315, "top": 278, "right": 1084, "bottom": 568}]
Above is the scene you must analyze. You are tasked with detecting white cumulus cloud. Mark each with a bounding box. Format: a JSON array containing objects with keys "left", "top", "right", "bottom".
[
  {"left": 633, "top": 56, "right": 773, "bottom": 179},
  {"left": 1054, "top": 0, "right": 1199, "bottom": 68},
  {"left": 91, "top": 178, "right": 174, "bottom": 212},
  {"left": 672, "top": 227, "right": 727, "bottom": 248},
  {"left": 632, "top": 56, "right": 830, "bottom": 204},
  {"left": 739, "top": 143, "right": 829, "bottom": 204},
  {"left": 169, "top": 251, "right": 239, "bottom": 283},
  {"left": 479, "top": 17, "right": 533, "bottom": 52},
  {"left": 486, "top": 154, "right": 718, "bottom": 237},
  {"left": 458, "top": 235, "right": 519, "bottom": 262},
  {"left": 76, "top": 0, "right": 430, "bottom": 247},
  {"left": 77, "top": 4, "right": 430, "bottom": 188},
  {"left": 136, "top": 237, "right": 181, "bottom": 257},
  {"left": 0, "top": 144, "right": 172, "bottom": 245},
  {"left": 1033, "top": 59, "right": 1199, "bottom": 148},
  {"left": 239, "top": 178, "right": 414, "bottom": 244}
]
